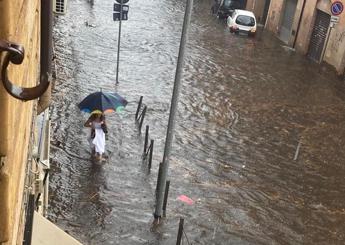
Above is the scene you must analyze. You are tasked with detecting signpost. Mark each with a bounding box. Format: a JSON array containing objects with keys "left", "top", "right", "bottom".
[
  {"left": 319, "top": 2, "right": 342, "bottom": 64},
  {"left": 330, "top": 15, "right": 340, "bottom": 27},
  {"left": 330, "top": 2, "right": 342, "bottom": 28},
  {"left": 113, "top": 0, "right": 129, "bottom": 84},
  {"left": 331, "top": 15, "right": 340, "bottom": 23},
  {"left": 331, "top": 1, "right": 343, "bottom": 16}
]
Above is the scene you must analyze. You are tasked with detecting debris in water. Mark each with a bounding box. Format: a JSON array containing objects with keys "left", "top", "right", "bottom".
[
  {"left": 177, "top": 195, "right": 194, "bottom": 205},
  {"left": 294, "top": 142, "right": 301, "bottom": 161}
]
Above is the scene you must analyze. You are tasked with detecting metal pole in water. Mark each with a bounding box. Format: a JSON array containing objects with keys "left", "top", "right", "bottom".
[
  {"left": 115, "top": 0, "right": 123, "bottom": 84},
  {"left": 148, "top": 140, "right": 154, "bottom": 170},
  {"left": 176, "top": 217, "right": 184, "bottom": 245},
  {"left": 162, "top": 180, "right": 170, "bottom": 217},
  {"left": 135, "top": 96, "right": 143, "bottom": 121},
  {"left": 144, "top": 125, "right": 149, "bottom": 156},
  {"left": 154, "top": 0, "right": 193, "bottom": 221},
  {"left": 294, "top": 142, "right": 301, "bottom": 161}
]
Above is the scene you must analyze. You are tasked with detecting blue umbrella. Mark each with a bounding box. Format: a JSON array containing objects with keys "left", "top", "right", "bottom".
[{"left": 78, "top": 91, "right": 128, "bottom": 114}]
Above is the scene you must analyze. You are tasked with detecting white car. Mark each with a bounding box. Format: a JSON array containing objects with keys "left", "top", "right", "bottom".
[{"left": 227, "top": 9, "right": 257, "bottom": 36}]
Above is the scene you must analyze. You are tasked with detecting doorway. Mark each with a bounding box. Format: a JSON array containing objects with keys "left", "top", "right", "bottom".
[{"left": 279, "top": 0, "right": 298, "bottom": 44}]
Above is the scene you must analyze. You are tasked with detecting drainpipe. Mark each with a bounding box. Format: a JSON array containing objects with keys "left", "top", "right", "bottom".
[
  {"left": 292, "top": 0, "right": 306, "bottom": 49},
  {"left": 37, "top": 0, "right": 53, "bottom": 115}
]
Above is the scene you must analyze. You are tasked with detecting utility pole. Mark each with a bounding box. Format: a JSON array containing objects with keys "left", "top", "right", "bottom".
[{"left": 153, "top": 0, "right": 194, "bottom": 222}]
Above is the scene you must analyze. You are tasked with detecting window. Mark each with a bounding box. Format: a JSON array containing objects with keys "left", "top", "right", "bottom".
[{"left": 235, "top": 15, "right": 255, "bottom": 26}]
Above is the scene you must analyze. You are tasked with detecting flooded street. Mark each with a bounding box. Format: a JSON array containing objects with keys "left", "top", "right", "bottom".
[{"left": 49, "top": 0, "right": 345, "bottom": 244}]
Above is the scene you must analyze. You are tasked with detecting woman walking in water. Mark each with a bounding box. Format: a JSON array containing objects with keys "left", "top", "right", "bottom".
[{"left": 84, "top": 113, "right": 108, "bottom": 161}]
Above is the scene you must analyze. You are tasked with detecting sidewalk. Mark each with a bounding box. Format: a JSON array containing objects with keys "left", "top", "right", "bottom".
[{"left": 32, "top": 212, "right": 83, "bottom": 245}]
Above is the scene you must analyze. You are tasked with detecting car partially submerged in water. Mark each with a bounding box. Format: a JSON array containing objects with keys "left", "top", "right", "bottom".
[
  {"left": 211, "top": 0, "right": 244, "bottom": 19},
  {"left": 227, "top": 9, "right": 257, "bottom": 36}
]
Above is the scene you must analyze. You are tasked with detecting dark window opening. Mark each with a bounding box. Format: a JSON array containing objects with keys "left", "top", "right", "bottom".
[{"left": 236, "top": 15, "right": 255, "bottom": 26}]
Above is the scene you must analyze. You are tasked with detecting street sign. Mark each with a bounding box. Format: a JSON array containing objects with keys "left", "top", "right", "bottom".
[
  {"left": 331, "top": 1, "right": 343, "bottom": 16},
  {"left": 113, "top": 12, "right": 128, "bottom": 21},
  {"left": 114, "top": 0, "right": 130, "bottom": 84},
  {"left": 114, "top": 3, "right": 129, "bottom": 12},
  {"left": 115, "top": 0, "right": 129, "bottom": 3},
  {"left": 331, "top": 15, "right": 340, "bottom": 23}
]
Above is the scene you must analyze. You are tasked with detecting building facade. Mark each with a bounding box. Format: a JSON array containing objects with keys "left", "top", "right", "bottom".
[
  {"left": 260, "top": 0, "right": 345, "bottom": 76},
  {"left": 246, "top": 0, "right": 271, "bottom": 24},
  {"left": 0, "top": 0, "right": 81, "bottom": 244},
  {"left": 0, "top": 0, "right": 41, "bottom": 243}
]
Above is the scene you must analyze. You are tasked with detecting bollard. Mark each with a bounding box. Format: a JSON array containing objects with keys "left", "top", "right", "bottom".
[
  {"left": 144, "top": 125, "right": 149, "bottom": 155},
  {"left": 138, "top": 106, "right": 147, "bottom": 132},
  {"left": 162, "top": 180, "right": 170, "bottom": 217},
  {"left": 176, "top": 217, "right": 184, "bottom": 245},
  {"left": 135, "top": 96, "right": 143, "bottom": 121},
  {"left": 148, "top": 140, "right": 154, "bottom": 171},
  {"left": 155, "top": 162, "right": 163, "bottom": 200}
]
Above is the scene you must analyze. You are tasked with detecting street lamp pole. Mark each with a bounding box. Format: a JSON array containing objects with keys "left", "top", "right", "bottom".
[{"left": 153, "top": 0, "right": 194, "bottom": 221}]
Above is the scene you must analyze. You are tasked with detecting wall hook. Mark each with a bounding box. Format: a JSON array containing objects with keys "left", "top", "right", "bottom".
[{"left": 0, "top": 40, "right": 50, "bottom": 101}]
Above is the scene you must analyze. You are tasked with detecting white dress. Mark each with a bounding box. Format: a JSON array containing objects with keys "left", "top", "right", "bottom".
[{"left": 90, "top": 121, "right": 105, "bottom": 154}]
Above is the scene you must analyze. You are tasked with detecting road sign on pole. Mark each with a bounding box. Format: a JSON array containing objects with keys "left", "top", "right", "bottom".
[
  {"left": 113, "top": 12, "right": 128, "bottom": 21},
  {"left": 114, "top": 3, "right": 129, "bottom": 12},
  {"left": 113, "top": 0, "right": 129, "bottom": 84},
  {"left": 331, "top": 15, "right": 340, "bottom": 23},
  {"left": 113, "top": 3, "right": 129, "bottom": 21},
  {"left": 331, "top": 15, "right": 340, "bottom": 26},
  {"left": 331, "top": 1, "right": 343, "bottom": 16}
]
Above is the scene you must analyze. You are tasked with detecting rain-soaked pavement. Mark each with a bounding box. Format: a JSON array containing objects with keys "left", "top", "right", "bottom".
[{"left": 49, "top": 0, "right": 345, "bottom": 244}]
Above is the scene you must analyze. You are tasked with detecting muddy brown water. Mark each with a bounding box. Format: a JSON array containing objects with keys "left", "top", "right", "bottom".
[{"left": 49, "top": 0, "right": 345, "bottom": 244}]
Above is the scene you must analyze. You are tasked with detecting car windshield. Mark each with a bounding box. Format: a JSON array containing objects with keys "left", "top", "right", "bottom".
[{"left": 236, "top": 15, "right": 255, "bottom": 26}]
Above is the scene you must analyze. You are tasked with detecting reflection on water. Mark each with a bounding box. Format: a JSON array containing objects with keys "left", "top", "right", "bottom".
[{"left": 49, "top": 0, "right": 345, "bottom": 244}]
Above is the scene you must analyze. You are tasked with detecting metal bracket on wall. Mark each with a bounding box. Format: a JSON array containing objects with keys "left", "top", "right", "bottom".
[
  {"left": 0, "top": 156, "right": 6, "bottom": 172},
  {"left": 0, "top": 40, "right": 50, "bottom": 101}
]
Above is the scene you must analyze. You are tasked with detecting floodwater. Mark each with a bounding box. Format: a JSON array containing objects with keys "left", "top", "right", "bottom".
[{"left": 49, "top": 0, "right": 345, "bottom": 244}]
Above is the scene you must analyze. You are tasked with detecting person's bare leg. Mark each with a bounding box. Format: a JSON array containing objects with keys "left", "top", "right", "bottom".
[{"left": 95, "top": 153, "right": 102, "bottom": 161}]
